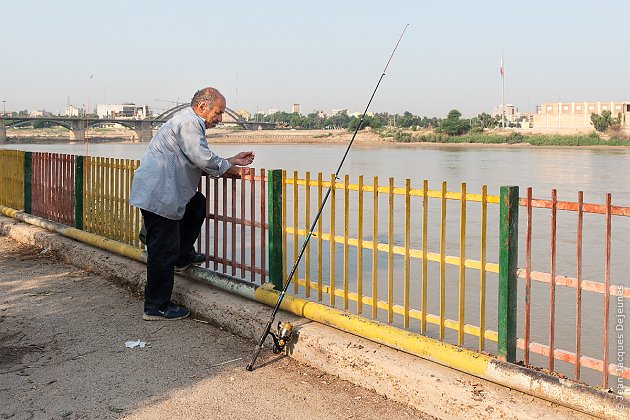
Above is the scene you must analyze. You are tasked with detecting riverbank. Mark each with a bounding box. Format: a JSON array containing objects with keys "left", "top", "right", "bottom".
[{"left": 3, "top": 127, "right": 630, "bottom": 147}]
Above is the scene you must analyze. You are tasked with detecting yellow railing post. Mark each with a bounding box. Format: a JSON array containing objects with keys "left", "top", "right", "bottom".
[
  {"left": 458, "top": 182, "right": 467, "bottom": 346},
  {"left": 388, "top": 177, "right": 394, "bottom": 324},
  {"left": 329, "top": 173, "right": 336, "bottom": 306},
  {"left": 404, "top": 178, "right": 410, "bottom": 329},
  {"left": 357, "top": 175, "right": 364, "bottom": 315},
  {"left": 440, "top": 181, "right": 447, "bottom": 340},
  {"left": 372, "top": 176, "right": 379, "bottom": 320}
]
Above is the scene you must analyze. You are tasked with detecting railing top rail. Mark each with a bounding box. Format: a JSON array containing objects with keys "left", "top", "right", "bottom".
[
  {"left": 520, "top": 197, "right": 630, "bottom": 217},
  {"left": 285, "top": 173, "right": 630, "bottom": 217}
]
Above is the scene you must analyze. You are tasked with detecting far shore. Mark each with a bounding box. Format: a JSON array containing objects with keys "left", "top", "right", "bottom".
[{"left": 2, "top": 127, "right": 629, "bottom": 148}]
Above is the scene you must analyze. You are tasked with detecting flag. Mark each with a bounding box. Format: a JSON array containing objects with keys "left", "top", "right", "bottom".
[{"left": 500, "top": 59, "right": 504, "bottom": 77}]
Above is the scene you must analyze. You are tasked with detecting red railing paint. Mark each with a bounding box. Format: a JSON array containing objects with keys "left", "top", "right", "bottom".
[
  {"left": 32, "top": 153, "right": 74, "bottom": 226},
  {"left": 196, "top": 169, "right": 268, "bottom": 283},
  {"left": 575, "top": 191, "right": 583, "bottom": 382}
]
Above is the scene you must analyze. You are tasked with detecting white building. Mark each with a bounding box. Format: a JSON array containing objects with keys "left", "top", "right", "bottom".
[
  {"left": 492, "top": 104, "right": 519, "bottom": 124},
  {"left": 64, "top": 105, "right": 81, "bottom": 117},
  {"left": 96, "top": 103, "right": 149, "bottom": 119},
  {"left": 29, "top": 110, "right": 53, "bottom": 117}
]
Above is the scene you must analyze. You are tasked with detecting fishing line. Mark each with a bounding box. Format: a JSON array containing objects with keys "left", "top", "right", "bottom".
[{"left": 246, "top": 24, "right": 409, "bottom": 371}]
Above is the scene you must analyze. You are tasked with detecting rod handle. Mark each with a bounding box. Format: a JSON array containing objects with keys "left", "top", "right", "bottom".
[{"left": 246, "top": 344, "right": 263, "bottom": 371}]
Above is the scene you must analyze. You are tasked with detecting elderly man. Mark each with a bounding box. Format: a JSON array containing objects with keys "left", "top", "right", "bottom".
[{"left": 130, "top": 87, "right": 254, "bottom": 320}]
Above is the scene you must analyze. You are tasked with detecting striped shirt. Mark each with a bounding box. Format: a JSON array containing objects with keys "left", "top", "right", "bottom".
[{"left": 130, "top": 106, "right": 231, "bottom": 220}]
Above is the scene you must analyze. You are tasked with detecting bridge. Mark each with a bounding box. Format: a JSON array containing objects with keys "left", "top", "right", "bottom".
[{"left": 0, "top": 104, "right": 275, "bottom": 142}]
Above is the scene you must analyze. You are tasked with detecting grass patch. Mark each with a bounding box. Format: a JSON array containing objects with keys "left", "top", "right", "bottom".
[{"left": 385, "top": 129, "right": 630, "bottom": 146}]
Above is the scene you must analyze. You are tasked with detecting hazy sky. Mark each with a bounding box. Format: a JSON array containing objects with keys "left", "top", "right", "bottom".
[{"left": 1, "top": 0, "right": 628, "bottom": 117}]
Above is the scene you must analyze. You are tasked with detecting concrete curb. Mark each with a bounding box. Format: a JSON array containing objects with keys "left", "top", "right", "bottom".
[{"left": 0, "top": 208, "right": 627, "bottom": 419}]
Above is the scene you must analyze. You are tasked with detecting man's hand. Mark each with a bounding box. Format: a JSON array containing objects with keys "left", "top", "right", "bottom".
[{"left": 227, "top": 151, "right": 255, "bottom": 166}]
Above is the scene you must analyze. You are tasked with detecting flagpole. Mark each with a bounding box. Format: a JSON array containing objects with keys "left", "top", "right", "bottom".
[{"left": 501, "top": 55, "right": 505, "bottom": 128}]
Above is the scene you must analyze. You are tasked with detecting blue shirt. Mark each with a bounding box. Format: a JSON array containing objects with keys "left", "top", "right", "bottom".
[{"left": 130, "top": 107, "right": 231, "bottom": 220}]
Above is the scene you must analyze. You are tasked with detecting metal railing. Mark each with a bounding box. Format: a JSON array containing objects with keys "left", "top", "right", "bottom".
[
  {"left": 282, "top": 171, "right": 501, "bottom": 348},
  {"left": 1, "top": 150, "right": 627, "bottom": 392},
  {"left": 518, "top": 188, "right": 630, "bottom": 387},
  {"left": 83, "top": 156, "right": 142, "bottom": 247},
  {"left": 0, "top": 150, "right": 25, "bottom": 211},
  {"left": 195, "top": 168, "right": 269, "bottom": 284},
  {"left": 280, "top": 170, "right": 629, "bottom": 389},
  {"left": 31, "top": 153, "right": 75, "bottom": 226}
]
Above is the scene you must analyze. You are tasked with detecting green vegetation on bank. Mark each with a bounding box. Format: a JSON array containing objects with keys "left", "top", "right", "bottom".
[{"left": 379, "top": 129, "right": 630, "bottom": 146}]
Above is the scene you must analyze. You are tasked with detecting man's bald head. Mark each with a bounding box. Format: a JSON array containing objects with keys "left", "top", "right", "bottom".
[
  {"left": 191, "top": 87, "right": 226, "bottom": 129},
  {"left": 191, "top": 87, "right": 225, "bottom": 108}
]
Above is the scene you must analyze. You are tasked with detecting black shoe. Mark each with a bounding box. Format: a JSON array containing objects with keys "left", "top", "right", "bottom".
[
  {"left": 174, "top": 252, "right": 206, "bottom": 274},
  {"left": 143, "top": 303, "right": 190, "bottom": 321}
]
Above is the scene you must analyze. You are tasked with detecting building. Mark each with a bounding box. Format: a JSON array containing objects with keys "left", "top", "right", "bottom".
[
  {"left": 29, "top": 110, "right": 53, "bottom": 117},
  {"left": 492, "top": 104, "right": 519, "bottom": 124},
  {"left": 532, "top": 101, "right": 630, "bottom": 130},
  {"left": 222, "top": 109, "right": 250, "bottom": 124},
  {"left": 64, "top": 105, "right": 82, "bottom": 117},
  {"left": 292, "top": 103, "right": 301, "bottom": 114},
  {"left": 96, "top": 103, "right": 149, "bottom": 119}
]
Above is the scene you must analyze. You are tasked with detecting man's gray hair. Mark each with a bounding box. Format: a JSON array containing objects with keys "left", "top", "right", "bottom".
[{"left": 191, "top": 87, "right": 224, "bottom": 108}]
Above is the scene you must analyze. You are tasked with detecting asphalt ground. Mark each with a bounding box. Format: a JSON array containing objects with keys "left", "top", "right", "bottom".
[{"left": 0, "top": 236, "right": 432, "bottom": 420}]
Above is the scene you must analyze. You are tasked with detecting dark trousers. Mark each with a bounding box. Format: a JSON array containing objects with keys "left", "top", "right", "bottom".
[{"left": 141, "top": 192, "right": 206, "bottom": 310}]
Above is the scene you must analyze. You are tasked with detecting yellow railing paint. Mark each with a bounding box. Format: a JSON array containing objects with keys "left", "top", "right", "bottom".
[
  {"left": 0, "top": 150, "right": 25, "bottom": 210},
  {"left": 282, "top": 172, "right": 497, "bottom": 345},
  {"left": 83, "top": 157, "right": 140, "bottom": 247}
]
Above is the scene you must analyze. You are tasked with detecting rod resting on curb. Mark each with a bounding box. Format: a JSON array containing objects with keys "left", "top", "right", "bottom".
[{"left": 246, "top": 24, "right": 409, "bottom": 372}]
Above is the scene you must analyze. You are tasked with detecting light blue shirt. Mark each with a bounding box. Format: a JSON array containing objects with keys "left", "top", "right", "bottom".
[{"left": 130, "top": 107, "right": 231, "bottom": 220}]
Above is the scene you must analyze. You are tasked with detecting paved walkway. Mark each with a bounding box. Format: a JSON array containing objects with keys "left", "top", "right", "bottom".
[{"left": 0, "top": 236, "right": 431, "bottom": 420}]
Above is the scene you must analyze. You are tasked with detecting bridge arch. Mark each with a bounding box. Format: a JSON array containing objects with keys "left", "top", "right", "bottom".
[
  {"left": 154, "top": 103, "right": 253, "bottom": 130},
  {"left": 6, "top": 119, "right": 72, "bottom": 130}
]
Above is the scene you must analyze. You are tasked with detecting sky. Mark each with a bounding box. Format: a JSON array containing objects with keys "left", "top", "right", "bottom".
[{"left": 1, "top": 0, "right": 628, "bottom": 118}]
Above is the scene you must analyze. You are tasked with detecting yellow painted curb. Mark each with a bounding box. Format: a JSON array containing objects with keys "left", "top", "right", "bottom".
[{"left": 254, "top": 285, "right": 490, "bottom": 377}]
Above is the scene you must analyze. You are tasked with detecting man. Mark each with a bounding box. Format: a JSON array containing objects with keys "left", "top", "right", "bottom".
[{"left": 130, "top": 87, "right": 254, "bottom": 320}]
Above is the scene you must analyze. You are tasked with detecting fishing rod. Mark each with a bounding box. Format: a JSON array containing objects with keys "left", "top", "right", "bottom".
[{"left": 246, "top": 24, "right": 409, "bottom": 372}]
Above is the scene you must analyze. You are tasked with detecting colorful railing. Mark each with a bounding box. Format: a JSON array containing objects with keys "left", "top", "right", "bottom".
[
  {"left": 279, "top": 170, "right": 502, "bottom": 349},
  {"left": 0, "top": 149, "right": 627, "bottom": 392},
  {"left": 279, "top": 170, "right": 629, "bottom": 389},
  {"left": 83, "top": 156, "right": 142, "bottom": 247},
  {"left": 518, "top": 189, "right": 630, "bottom": 388},
  {"left": 31, "top": 153, "right": 75, "bottom": 226},
  {"left": 195, "top": 168, "right": 268, "bottom": 284},
  {"left": 0, "top": 150, "right": 25, "bottom": 211}
]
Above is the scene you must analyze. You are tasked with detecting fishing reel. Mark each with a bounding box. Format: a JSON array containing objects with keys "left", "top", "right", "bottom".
[{"left": 269, "top": 321, "right": 294, "bottom": 354}]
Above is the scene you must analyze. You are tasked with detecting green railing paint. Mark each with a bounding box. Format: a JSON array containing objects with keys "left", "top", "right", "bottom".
[
  {"left": 268, "top": 169, "right": 283, "bottom": 291},
  {"left": 74, "top": 155, "right": 84, "bottom": 230},
  {"left": 23, "top": 152, "right": 32, "bottom": 214},
  {"left": 498, "top": 185, "right": 519, "bottom": 363}
]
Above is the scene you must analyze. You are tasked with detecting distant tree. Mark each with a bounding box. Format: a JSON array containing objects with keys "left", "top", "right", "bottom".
[
  {"left": 437, "top": 109, "right": 470, "bottom": 136},
  {"left": 347, "top": 115, "right": 383, "bottom": 132},
  {"left": 590, "top": 110, "right": 621, "bottom": 132},
  {"left": 327, "top": 110, "right": 350, "bottom": 130},
  {"left": 476, "top": 112, "right": 495, "bottom": 129}
]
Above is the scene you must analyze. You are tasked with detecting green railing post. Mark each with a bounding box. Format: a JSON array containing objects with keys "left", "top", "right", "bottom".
[
  {"left": 268, "top": 169, "right": 283, "bottom": 290},
  {"left": 498, "top": 185, "right": 519, "bottom": 363},
  {"left": 74, "top": 155, "right": 84, "bottom": 230},
  {"left": 23, "top": 151, "right": 32, "bottom": 214}
]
